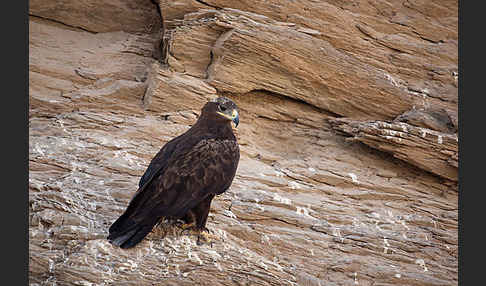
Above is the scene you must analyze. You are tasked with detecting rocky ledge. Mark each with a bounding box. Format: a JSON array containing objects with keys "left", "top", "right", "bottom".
[{"left": 29, "top": 0, "right": 457, "bottom": 285}]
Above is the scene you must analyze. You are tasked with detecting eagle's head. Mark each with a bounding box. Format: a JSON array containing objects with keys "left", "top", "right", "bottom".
[{"left": 202, "top": 96, "right": 240, "bottom": 127}]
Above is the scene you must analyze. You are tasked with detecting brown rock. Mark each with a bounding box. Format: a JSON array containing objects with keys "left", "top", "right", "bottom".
[
  {"left": 163, "top": 9, "right": 415, "bottom": 119},
  {"left": 142, "top": 62, "right": 217, "bottom": 114},
  {"left": 330, "top": 118, "right": 458, "bottom": 181},
  {"left": 29, "top": 1, "right": 458, "bottom": 285},
  {"left": 29, "top": 0, "right": 161, "bottom": 33},
  {"left": 158, "top": 0, "right": 457, "bottom": 123},
  {"left": 394, "top": 107, "right": 458, "bottom": 133}
]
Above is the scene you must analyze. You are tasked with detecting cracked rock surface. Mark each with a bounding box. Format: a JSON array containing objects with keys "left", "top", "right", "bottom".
[{"left": 29, "top": 0, "right": 457, "bottom": 285}]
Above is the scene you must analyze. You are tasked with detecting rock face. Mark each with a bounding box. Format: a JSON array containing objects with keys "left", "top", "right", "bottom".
[
  {"left": 330, "top": 118, "right": 458, "bottom": 181},
  {"left": 29, "top": 1, "right": 458, "bottom": 285}
]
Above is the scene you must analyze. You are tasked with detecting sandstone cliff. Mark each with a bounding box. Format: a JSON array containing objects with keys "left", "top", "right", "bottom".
[{"left": 29, "top": 0, "right": 458, "bottom": 285}]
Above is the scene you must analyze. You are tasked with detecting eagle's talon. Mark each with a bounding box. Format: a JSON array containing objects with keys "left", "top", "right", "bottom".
[
  {"left": 201, "top": 227, "right": 212, "bottom": 234},
  {"left": 195, "top": 231, "right": 213, "bottom": 246},
  {"left": 196, "top": 235, "right": 211, "bottom": 246},
  {"left": 178, "top": 222, "right": 196, "bottom": 230},
  {"left": 178, "top": 222, "right": 197, "bottom": 236}
]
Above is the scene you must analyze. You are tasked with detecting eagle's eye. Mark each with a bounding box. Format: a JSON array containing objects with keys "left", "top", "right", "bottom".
[{"left": 219, "top": 105, "right": 227, "bottom": 112}]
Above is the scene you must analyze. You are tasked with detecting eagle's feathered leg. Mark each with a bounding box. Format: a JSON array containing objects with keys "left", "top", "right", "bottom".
[
  {"left": 178, "top": 210, "right": 197, "bottom": 235},
  {"left": 193, "top": 194, "right": 216, "bottom": 246},
  {"left": 179, "top": 195, "right": 217, "bottom": 245},
  {"left": 193, "top": 194, "right": 214, "bottom": 230}
]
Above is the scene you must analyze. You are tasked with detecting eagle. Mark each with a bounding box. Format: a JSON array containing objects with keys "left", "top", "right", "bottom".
[{"left": 108, "top": 97, "right": 240, "bottom": 249}]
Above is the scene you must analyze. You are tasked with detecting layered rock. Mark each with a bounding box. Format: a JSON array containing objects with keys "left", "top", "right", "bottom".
[
  {"left": 29, "top": 0, "right": 161, "bottom": 33},
  {"left": 159, "top": 0, "right": 458, "bottom": 120},
  {"left": 29, "top": 0, "right": 458, "bottom": 285},
  {"left": 329, "top": 118, "right": 458, "bottom": 181}
]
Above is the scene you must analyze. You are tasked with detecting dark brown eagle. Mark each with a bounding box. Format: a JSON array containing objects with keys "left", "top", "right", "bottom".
[{"left": 108, "top": 97, "right": 240, "bottom": 249}]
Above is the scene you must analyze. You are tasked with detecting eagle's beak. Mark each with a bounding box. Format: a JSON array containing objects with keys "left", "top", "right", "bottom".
[
  {"left": 217, "top": 109, "right": 239, "bottom": 128},
  {"left": 232, "top": 110, "right": 239, "bottom": 128}
]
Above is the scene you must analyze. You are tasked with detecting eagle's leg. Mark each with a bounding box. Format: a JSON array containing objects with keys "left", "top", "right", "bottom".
[
  {"left": 192, "top": 195, "right": 216, "bottom": 246},
  {"left": 178, "top": 210, "right": 197, "bottom": 236},
  {"left": 179, "top": 195, "right": 217, "bottom": 245},
  {"left": 179, "top": 210, "right": 197, "bottom": 231},
  {"left": 194, "top": 195, "right": 214, "bottom": 231}
]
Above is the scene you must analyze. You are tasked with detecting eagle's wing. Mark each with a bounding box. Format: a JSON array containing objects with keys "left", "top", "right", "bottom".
[
  {"left": 108, "top": 138, "right": 239, "bottom": 248},
  {"left": 138, "top": 133, "right": 185, "bottom": 189},
  {"left": 162, "top": 138, "right": 239, "bottom": 197}
]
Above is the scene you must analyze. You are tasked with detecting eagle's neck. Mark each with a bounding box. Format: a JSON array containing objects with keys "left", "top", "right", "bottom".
[
  {"left": 192, "top": 115, "right": 235, "bottom": 141},
  {"left": 209, "top": 123, "right": 235, "bottom": 140}
]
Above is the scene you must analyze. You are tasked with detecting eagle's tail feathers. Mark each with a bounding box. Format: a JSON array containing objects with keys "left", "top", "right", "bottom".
[{"left": 108, "top": 218, "right": 158, "bottom": 249}]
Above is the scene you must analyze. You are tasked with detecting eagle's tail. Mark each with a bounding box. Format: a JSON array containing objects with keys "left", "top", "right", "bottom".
[{"left": 107, "top": 215, "right": 159, "bottom": 249}]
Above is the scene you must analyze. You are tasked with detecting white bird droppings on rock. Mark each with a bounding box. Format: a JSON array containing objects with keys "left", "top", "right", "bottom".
[
  {"left": 222, "top": 210, "right": 237, "bottom": 219},
  {"left": 415, "top": 259, "right": 428, "bottom": 272},
  {"left": 348, "top": 173, "right": 359, "bottom": 184},
  {"left": 273, "top": 193, "right": 292, "bottom": 205}
]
